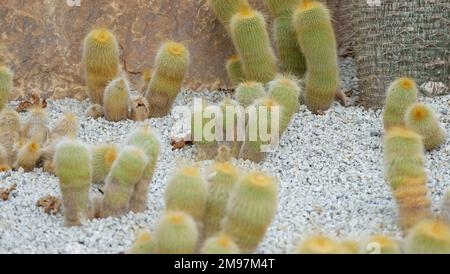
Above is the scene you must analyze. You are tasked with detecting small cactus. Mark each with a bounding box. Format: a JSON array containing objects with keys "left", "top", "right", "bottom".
[
  {"left": 91, "top": 143, "right": 118, "bottom": 184},
  {"left": 383, "top": 78, "right": 418, "bottom": 130},
  {"left": 14, "top": 141, "right": 41, "bottom": 172},
  {"left": 21, "top": 106, "right": 48, "bottom": 145},
  {"left": 384, "top": 127, "right": 431, "bottom": 231},
  {"left": 125, "top": 126, "right": 161, "bottom": 213},
  {"left": 295, "top": 235, "right": 342, "bottom": 254},
  {"left": 230, "top": 8, "right": 277, "bottom": 83},
  {"left": 219, "top": 98, "right": 245, "bottom": 157},
  {"left": 144, "top": 41, "right": 190, "bottom": 117},
  {"left": 440, "top": 190, "right": 450, "bottom": 225},
  {"left": 405, "top": 220, "right": 450, "bottom": 254},
  {"left": 0, "top": 108, "right": 20, "bottom": 165},
  {"left": 364, "top": 235, "right": 401, "bottom": 254},
  {"left": 54, "top": 140, "right": 92, "bottom": 227},
  {"left": 127, "top": 230, "right": 156, "bottom": 254},
  {"left": 101, "top": 146, "right": 148, "bottom": 218},
  {"left": 165, "top": 165, "right": 207, "bottom": 222},
  {"left": 405, "top": 103, "right": 447, "bottom": 150},
  {"left": 222, "top": 171, "right": 278, "bottom": 253},
  {"left": 226, "top": 55, "right": 245, "bottom": 85},
  {"left": 200, "top": 233, "right": 241, "bottom": 254},
  {"left": 204, "top": 161, "right": 240, "bottom": 238},
  {"left": 0, "top": 144, "right": 8, "bottom": 166},
  {"left": 191, "top": 100, "right": 219, "bottom": 160},
  {"left": 0, "top": 65, "right": 13, "bottom": 111},
  {"left": 293, "top": 1, "right": 339, "bottom": 112},
  {"left": 268, "top": 76, "right": 301, "bottom": 131},
  {"left": 207, "top": 0, "right": 250, "bottom": 31},
  {"left": 103, "top": 77, "right": 130, "bottom": 122},
  {"left": 83, "top": 28, "right": 120, "bottom": 105},
  {"left": 129, "top": 96, "right": 149, "bottom": 121},
  {"left": 235, "top": 81, "right": 266, "bottom": 108},
  {"left": 86, "top": 104, "right": 104, "bottom": 119},
  {"left": 155, "top": 211, "right": 199, "bottom": 254},
  {"left": 142, "top": 69, "right": 152, "bottom": 91}
]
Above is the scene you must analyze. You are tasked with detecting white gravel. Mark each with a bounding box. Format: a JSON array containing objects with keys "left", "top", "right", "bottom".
[{"left": 1, "top": 58, "right": 449, "bottom": 254}]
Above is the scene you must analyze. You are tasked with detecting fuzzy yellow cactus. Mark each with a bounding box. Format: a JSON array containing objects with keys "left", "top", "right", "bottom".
[
  {"left": 383, "top": 77, "right": 418, "bottom": 130},
  {"left": 14, "top": 141, "right": 41, "bottom": 172},
  {"left": 0, "top": 65, "right": 13, "bottom": 111},
  {"left": 405, "top": 220, "right": 450, "bottom": 254},
  {"left": 103, "top": 77, "right": 130, "bottom": 122}
]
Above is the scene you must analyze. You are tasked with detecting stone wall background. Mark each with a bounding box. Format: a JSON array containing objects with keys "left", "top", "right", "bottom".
[{"left": 0, "top": 0, "right": 347, "bottom": 101}]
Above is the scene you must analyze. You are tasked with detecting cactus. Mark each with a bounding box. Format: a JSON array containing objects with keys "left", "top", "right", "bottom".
[
  {"left": 86, "top": 104, "right": 104, "bottom": 119},
  {"left": 441, "top": 190, "right": 450, "bottom": 225},
  {"left": 204, "top": 161, "right": 240, "bottom": 237},
  {"left": 126, "top": 126, "right": 161, "bottom": 213},
  {"left": 142, "top": 69, "right": 152, "bottom": 91},
  {"left": 129, "top": 96, "right": 149, "bottom": 121},
  {"left": 103, "top": 77, "right": 130, "bottom": 122},
  {"left": 296, "top": 236, "right": 343, "bottom": 254},
  {"left": 293, "top": 1, "right": 338, "bottom": 112},
  {"left": 230, "top": 7, "right": 277, "bottom": 84},
  {"left": 226, "top": 55, "right": 245, "bottom": 85},
  {"left": 239, "top": 98, "right": 282, "bottom": 163},
  {"left": 405, "top": 103, "right": 446, "bottom": 150},
  {"left": 14, "top": 141, "right": 41, "bottom": 172},
  {"left": 128, "top": 230, "right": 156, "bottom": 254},
  {"left": 235, "top": 81, "right": 266, "bottom": 108},
  {"left": 22, "top": 106, "right": 48, "bottom": 145},
  {"left": 155, "top": 211, "right": 199, "bottom": 254},
  {"left": 364, "top": 235, "right": 401, "bottom": 254},
  {"left": 384, "top": 127, "right": 431, "bottom": 231},
  {"left": 144, "top": 41, "right": 190, "bottom": 118},
  {"left": 339, "top": 240, "right": 360, "bottom": 254},
  {"left": 0, "top": 144, "right": 8, "bottom": 166},
  {"left": 83, "top": 28, "right": 120, "bottom": 105},
  {"left": 222, "top": 171, "right": 278, "bottom": 253},
  {"left": 405, "top": 220, "right": 450, "bottom": 254},
  {"left": 201, "top": 233, "right": 241, "bottom": 254},
  {"left": 191, "top": 100, "right": 219, "bottom": 160},
  {"left": 219, "top": 98, "right": 245, "bottom": 157},
  {"left": 54, "top": 140, "right": 92, "bottom": 227},
  {"left": 101, "top": 146, "right": 148, "bottom": 218},
  {"left": 0, "top": 108, "right": 20, "bottom": 165},
  {"left": 91, "top": 143, "right": 118, "bottom": 184},
  {"left": 268, "top": 76, "right": 301, "bottom": 131},
  {"left": 0, "top": 65, "right": 13, "bottom": 111},
  {"left": 383, "top": 78, "right": 418, "bottom": 130},
  {"left": 165, "top": 165, "right": 207, "bottom": 222},
  {"left": 207, "top": 0, "right": 250, "bottom": 31}
]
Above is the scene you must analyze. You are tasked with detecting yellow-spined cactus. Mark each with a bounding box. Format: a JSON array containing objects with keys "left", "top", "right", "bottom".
[
  {"left": 21, "top": 106, "right": 48, "bottom": 145},
  {"left": 201, "top": 233, "right": 241, "bottom": 254},
  {"left": 90, "top": 143, "right": 118, "bottom": 184},
  {"left": 405, "top": 220, "right": 450, "bottom": 254},
  {"left": 295, "top": 235, "right": 342, "bottom": 254},
  {"left": 235, "top": 81, "right": 266, "bottom": 108},
  {"left": 14, "top": 141, "right": 41, "bottom": 172},
  {"left": 364, "top": 235, "right": 402, "bottom": 254},
  {"left": 207, "top": 0, "right": 250, "bottom": 31},
  {"left": 103, "top": 77, "right": 130, "bottom": 122},
  {"left": 0, "top": 108, "right": 20, "bottom": 165},
  {"left": 0, "top": 65, "right": 13, "bottom": 111},
  {"left": 383, "top": 77, "right": 418, "bottom": 130},
  {"left": 127, "top": 230, "right": 156, "bottom": 254},
  {"left": 226, "top": 55, "right": 245, "bottom": 85}
]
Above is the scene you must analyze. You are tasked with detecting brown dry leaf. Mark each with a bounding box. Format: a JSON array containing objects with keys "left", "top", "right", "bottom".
[
  {"left": 36, "top": 195, "right": 62, "bottom": 215},
  {"left": 1, "top": 183, "right": 17, "bottom": 201},
  {"left": 170, "top": 133, "right": 193, "bottom": 151},
  {"left": 15, "top": 100, "right": 33, "bottom": 112}
]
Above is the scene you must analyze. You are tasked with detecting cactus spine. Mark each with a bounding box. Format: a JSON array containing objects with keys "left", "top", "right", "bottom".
[
  {"left": 204, "top": 161, "right": 239, "bottom": 237},
  {"left": 222, "top": 171, "right": 278, "bottom": 253},
  {"left": 103, "top": 77, "right": 130, "bottom": 122},
  {"left": 125, "top": 127, "right": 160, "bottom": 213},
  {"left": 155, "top": 211, "right": 199, "bottom": 254},
  {"left": 90, "top": 143, "right": 118, "bottom": 184},
  {"left": 383, "top": 78, "right": 418, "bottom": 130},
  {"left": 226, "top": 55, "right": 245, "bottom": 85},
  {"left": 230, "top": 8, "right": 277, "bottom": 84},
  {"left": 296, "top": 236, "right": 342, "bottom": 254},
  {"left": 14, "top": 141, "right": 41, "bottom": 172},
  {"left": 0, "top": 66, "right": 13, "bottom": 111},
  {"left": 201, "top": 233, "right": 241, "bottom": 254},
  {"left": 128, "top": 230, "right": 156, "bottom": 254},
  {"left": 54, "top": 140, "right": 92, "bottom": 227},
  {"left": 165, "top": 166, "right": 207, "bottom": 222},
  {"left": 235, "top": 81, "right": 266, "bottom": 108},
  {"left": 384, "top": 127, "right": 431, "bottom": 231},
  {"left": 207, "top": 0, "right": 250, "bottom": 30},
  {"left": 405, "top": 103, "right": 447, "bottom": 150},
  {"left": 144, "top": 41, "right": 190, "bottom": 117},
  {"left": 405, "top": 220, "right": 450, "bottom": 254},
  {"left": 101, "top": 146, "right": 148, "bottom": 218},
  {"left": 293, "top": 1, "right": 338, "bottom": 112},
  {"left": 0, "top": 108, "right": 20, "bottom": 165},
  {"left": 83, "top": 28, "right": 120, "bottom": 105},
  {"left": 268, "top": 76, "right": 301, "bottom": 131}
]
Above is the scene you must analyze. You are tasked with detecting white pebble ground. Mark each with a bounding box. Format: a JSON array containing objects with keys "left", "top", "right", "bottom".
[{"left": 1, "top": 59, "right": 449, "bottom": 254}]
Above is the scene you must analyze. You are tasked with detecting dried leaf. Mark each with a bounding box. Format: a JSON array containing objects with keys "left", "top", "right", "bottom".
[
  {"left": 1, "top": 183, "right": 17, "bottom": 201},
  {"left": 170, "top": 133, "right": 193, "bottom": 151},
  {"left": 36, "top": 195, "right": 62, "bottom": 215},
  {"left": 15, "top": 100, "right": 33, "bottom": 112}
]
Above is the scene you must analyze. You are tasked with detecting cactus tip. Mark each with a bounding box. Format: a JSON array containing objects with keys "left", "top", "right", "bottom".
[
  {"left": 104, "top": 147, "right": 118, "bottom": 167},
  {"left": 249, "top": 171, "right": 272, "bottom": 187},
  {"left": 386, "top": 126, "right": 422, "bottom": 140},
  {"left": 299, "top": 0, "right": 319, "bottom": 11},
  {"left": 399, "top": 78, "right": 415, "bottom": 89},
  {"left": 411, "top": 104, "right": 428, "bottom": 121},
  {"left": 167, "top": 42, "right": 185, "bottom": 56},
  {"left": 169, "top": 212, "right": 185, "bottom": 224},
  {"left": 238, "top": 6, "right": 254, "bottom": 17},
  {"left": 180, "top": 166, "right": 201, "bottom": 177},
  {"left": 92, "top": 28, "right": 113, "bottom": 44},
  {"left": 217, "top": 236, "right": 233, "bottom": 248},
  {"left": 135, "top": 230, "right": 152, "bottom": 243},
  {"left": 28, "top": 142, "right": 40, "bottom": 153}
]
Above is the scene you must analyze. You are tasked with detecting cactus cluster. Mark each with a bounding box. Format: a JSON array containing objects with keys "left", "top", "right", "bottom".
[
  {"left": 128, "top": 148, "right": 278, "bottom": 254},
  {"left": 53, "top": 126, "right": 160, "bottom": 227}
]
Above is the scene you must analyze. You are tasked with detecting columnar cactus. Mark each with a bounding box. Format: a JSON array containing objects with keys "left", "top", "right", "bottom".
[
  {"left": 239, "top": 98, "right": 282, "bottom": 163},
  {"left": 293, "top": 1, "right": 338, "bottom": 112},
  {"left": 384, "top": 127, "right": 431, "bottom": 231},
  {"left": 226, "top": 55, "right": 245, "bottom": 85},
  {"left": 91, "top": 143, "right": 118, "bottom": 184},
  {"left": 230, "top": 8, "right": 277, "bottom": 83},
  {"left": 144, "top": 41, "right": 190, "bottom": 117},
  {"left": 207, "top": 0, "right": 250, "bottom": 31},
  {"left": 200, "top": 233, "right": 241, "bottom": 254},
  {"left": 440, "top": 190, "right": 450, "bottom": 225},
  {"left": 191, "top": 100, "right": 219, "bottom": 160},
  {"left": 268, "top": 76, "right": 301, "bottom": 131},
  {"left": 83, "top": 28, "right": 120, "bottom": 105},
  {"left": 295, "top": 236, "right": 342, "bottom": 254},
  {"left": 383, "top": 78, "right": 418, "bottom": 130},
  {"left": 0, "top": 108, "right": 20, "bottom": 165},
  {"left": 266, "top": 0, "right": 306, "bottom": 76},
  {"left": 222, "top": 171, "right": 278, "bottom": 253},
  {"left": 0, "top": 65, "right": 13, "bottom": 111},
  {"left": 219, "top": 98, "right": 245, "bottom": 157},
  {"left": 126, "top": 126, "right": 161, "bottom": 213},
  {"left": 364, "top": 235, "right": 402, "bottom": 254},
  {"left": 235, "top": 81, "right": 266, "bottom": 108},
  {"left": 204, "top": 161, "right": 240, "bottom": 237},
  {"left": 129, "top": 96, "right": 150, "bottom": 121},
  {"left": 405, "top": 220, "right": 450, "bottom": 254},
  {"left": 127, "top": 230, "right": 156, "bottom": 254},
  {"left": 14, "top": 141, "right": 41, "bottom": 172},
  {"left": 101, "top": 146, "right": 148, "bottom": 218},
  {"left": 155, "top": 211, "right": 199, "bottom": 254},
  {"left": 54, "top": 140, "right": 92, "bottom": 227},
  {"left": 165, "top": 165, "right": 207, "bottom": 222},
  {"left": 405, "top": 103, "right": 447, "bottom": 150},
  {"left": 0, "top": 145, "right": 8, "bottom": 167},
  {"left": 22, "top": 106, "right": 48, "bottom": 145},
  {"left": 103, "top": 77, "right": 130, "bottom": 122}
]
